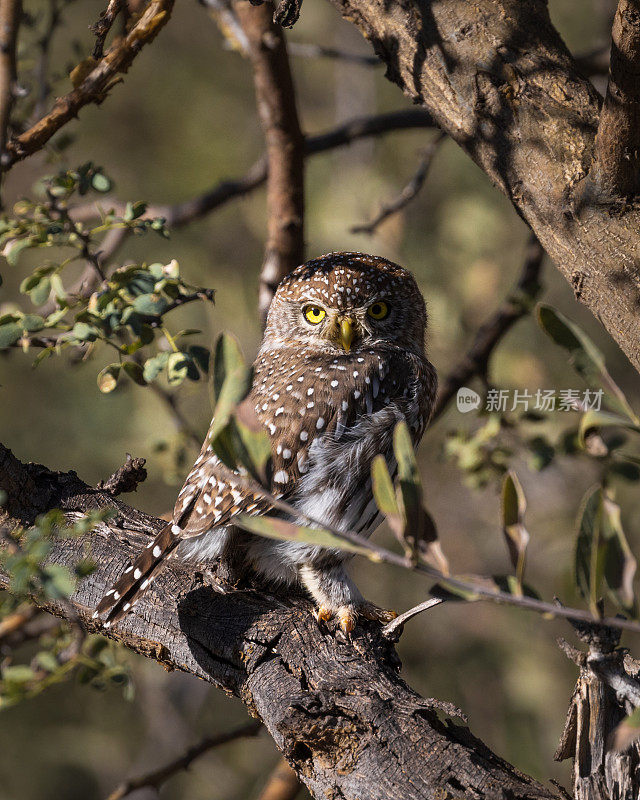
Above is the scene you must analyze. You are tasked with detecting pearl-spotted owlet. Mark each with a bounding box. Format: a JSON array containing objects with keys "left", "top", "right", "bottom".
[{"left": 95, "top": 252, "right": 437, "bottom": 633}]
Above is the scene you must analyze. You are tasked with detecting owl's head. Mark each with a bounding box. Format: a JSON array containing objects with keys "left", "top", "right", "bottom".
[{"left": 263, "top": 252, "right": 427, "bottom": 355}]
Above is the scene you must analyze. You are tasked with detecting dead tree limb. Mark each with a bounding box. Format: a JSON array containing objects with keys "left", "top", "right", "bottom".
[
  {"left": 3, "top": 0, "right": 174, "bottom": 168},
  {"left": 0, "top": 441, "right": 559, "bottom": 800},
  {"left": 591, "top": 0, "right": 640, "bottom": 197},
  {"left": 234, "top": 0, "right": 305, "bottom": 322},
  {"left": 325, "top": 0, "right": 640, "bottom": 374}
]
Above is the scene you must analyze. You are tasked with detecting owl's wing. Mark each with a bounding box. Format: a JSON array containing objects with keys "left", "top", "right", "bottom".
[{"left": 93, "top": 439, "right": 275, "bottom": 626}]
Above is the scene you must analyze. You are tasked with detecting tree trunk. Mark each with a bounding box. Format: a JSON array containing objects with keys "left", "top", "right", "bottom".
[{"left": 327, "top": 0, "right": 640, "bottom": 372}]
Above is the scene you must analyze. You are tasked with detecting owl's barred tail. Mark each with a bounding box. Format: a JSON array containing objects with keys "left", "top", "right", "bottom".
[{"left": 93, "top": 523, "right": 181, "bottom": 626}]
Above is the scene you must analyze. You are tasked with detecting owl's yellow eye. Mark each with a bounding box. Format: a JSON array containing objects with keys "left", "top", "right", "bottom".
[
  {"left": 367, "top": 301, "right": 390, "bottom": 320},
  {"left": 303, "top": 305, "right": 326, "bottom": 324}
]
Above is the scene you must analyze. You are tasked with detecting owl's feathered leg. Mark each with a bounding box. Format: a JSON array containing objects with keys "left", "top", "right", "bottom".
[{"left": 299, "top": 563, "right": 396, "bottom": 633}]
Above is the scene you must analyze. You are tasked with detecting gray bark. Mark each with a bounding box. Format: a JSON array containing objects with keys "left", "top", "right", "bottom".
[{"left": 0, "top": 442, "right": 560, "bottom": 800}]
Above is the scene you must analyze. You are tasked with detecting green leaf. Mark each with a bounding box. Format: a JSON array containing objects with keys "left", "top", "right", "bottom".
[
  {"left": 612, "top": 707, "right": 640, "bottom": 752},
  {"left": 133, "top": 292, "right": 168, "bottom": 317},
  {"left": 209, "top": 335, "right": 252, "bottom": 443},
  {"left": 601, "top": 495, "right": 637, "bottom": 614},
  {"left": 71, "top": 321, "right": 100, "bottom": 342},
  {"left": 575, "top": 486, "right": 606, "bottom": 615},
  {"left": 236, "top": 515, "right": 380, "bottom": 561},
  {"left": 579, "top": 409, "right": 640, "bottom": 448},
  {"left": 0, "top": 321, "right": 22, "bottom": 348},
  {"left": 91, "top": 172, "right": 112, "bottom": 193},
  {"left": 20, "top": 314, "right": 45, "bottom": 332},
  {"left": 97, "top": 363, "right": 120, "bottom": 393},
  {"left": 371, "top": 455, "right": 401, "bottom": 521},
  {"left": 122, "top": 361, "right": 147, "bottom": 386},
  {"left": 166, "top": 352, "right": 198, "bottom": 386},
  {"left": 143, "top": 352, "right": 169, "bottom": 382},
  {"left": 4, "top": 238, "right": 34, "bottom": 266},
  {"left": 393, "top": 421, "right": 423, "bottom": 556},
  {"left": 42, "top": 563, "right": 76, "bottom": 599},
  {"left": 29, "top": 276, "right": 52, "bottom": 306},
  {"left": 501, "top": 471, "right": 529, "bottom": 588},
  {"left": 537, "top": 305, "right": 639, "bottom": 423},
  {"left": 2, "top": 665, "right": 36, "bottom": 684},
  {"left": 187, "top": 344, "right": 210, "bottom": 374}
]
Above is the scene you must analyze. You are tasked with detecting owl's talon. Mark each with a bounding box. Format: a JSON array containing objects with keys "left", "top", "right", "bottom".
[
  {"left": 313, "top": 603, "right": 394, "bottom": 633},
  {"left": 316, "top": 605, "right": 332, "bottom": 624},
  {"left": 338, "top": 607, "right": 356, "bottom": 634}
]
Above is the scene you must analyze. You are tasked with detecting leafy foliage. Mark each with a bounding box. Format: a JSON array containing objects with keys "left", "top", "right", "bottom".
[
  {"left": 0, "top": 507, "right": 131, "bottom": 709},
  {"left": 0, "top": 165, "right": 215, "bottom": 393}
]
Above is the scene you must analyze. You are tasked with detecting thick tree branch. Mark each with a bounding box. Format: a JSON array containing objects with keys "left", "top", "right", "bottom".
[
  {"left": 326, "top": 0, "right": 640, "bottom": 374},
  {"left": 0, "top": 442, "right": 559, "bottom": 800},
  {"left": 234, "top": 0, "right": 304, "bottom": 322},
  {"left": 591, "top": 0, "right": 640, "bottom": 197},
  {"left": 3, "top": 0, "right": 174, "bottom": 169}
]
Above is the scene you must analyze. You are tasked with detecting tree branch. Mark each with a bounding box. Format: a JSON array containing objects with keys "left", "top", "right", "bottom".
[
  {"left": 0, "top": 442, "right": 560, "bottom": 800},
  {"left": 432, "top": 235, "right": 544, "bottom": 421},
  {"left": 3, "top": 0, "right": 174, "bottom": 169},
  {"left": 105, "top": 722, "right": 262, "bottom": 800},
  {"left": 591, "top": 0, "right": 640, "bottom": 197},
  {"left": 325, "top": 0, "right": 640, "bottom": 374},
  {"left": 350, "top": 132, "right": 444, "bottom": 235},
  {"left": 234, "top": 0, "right": 304, "bottom": 322},
  {"left": 0, "top": 0, "right": 20, "bottom": 181}
]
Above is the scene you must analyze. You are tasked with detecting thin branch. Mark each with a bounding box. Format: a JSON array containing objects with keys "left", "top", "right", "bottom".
[
  {"left": 234, "top": 0, "right": 305, "bottom": 323},
  {"left": 590, "top": 0, "right": 640, "bottom": 197},
  {"left": 32, "top": 0, "right": 62, "bottom": 121},
  {"left": 0, "top": 0, "right": 21, "bottom": 190},
  {"left": 68, "top": 108, "right": 436, "bottom": 230},
  {"left": 351, "top": 132, "right": 444, "bottom": 235},
  {"left": 382, "top": 597, "right": 444, "bottom": 639},
  {"left": 90, "top": 0, "right": 125, "bottom": 60},
  {"left": 432, "top": 234, "right": 544, "bottom": 421},
  {"left": 287, "top": 41, "right": 379, "bottom": 66},
  {"left": 3, "top": 0, "right": 175, "bottom": 170},
  {"left": 256, "top": 757, "right": 300, "bottom": 800},
  {"left": 105, "top": 721, "right": 262, "bottom": 800}
]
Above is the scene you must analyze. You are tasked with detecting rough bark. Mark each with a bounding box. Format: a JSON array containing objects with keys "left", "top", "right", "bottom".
[
  {"left": 325, "top": 0, "right": 640, "bottom": 372},
  {"left": 591, "top": 0, "right": 640, "bottom": 198},
  {"left": 0, "top": 442, "right": 560, "bottom": 800}
]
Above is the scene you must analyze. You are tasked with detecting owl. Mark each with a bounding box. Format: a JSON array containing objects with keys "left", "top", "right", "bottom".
[{"left": 95, "top": 252, "right": 437, "bottom": 633}]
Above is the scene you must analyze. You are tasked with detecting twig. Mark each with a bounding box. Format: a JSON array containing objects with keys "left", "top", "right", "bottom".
[
  {"left": 148, "top": 382, "right": 202, "bottom": 446},
  {"left": 590, "top": 0, "right": 640, "bottom": 197},
  {"left": 287, "top": 40, "right": 379, "bottom": 66},
  {"left": 104, "top": 721, "right": 262, "bottom": 800},
  {"left": 0, "top": 0, "right": 21, "bottom": 189},
  {"left": 234, "top": 0, "right": 304, "bottom": 323},
  {"left": 69, "top": 108, "right": 436, "bottom": 229},
  {"left": 0, "top": 603, "right": 37, "bottom": 640},
  {"left": 432, "top": 234, "right": 544, "bottom": 421},
  {"left": 224, "top": 462, "right": 640, "bottom": 636},
  {"left": 96, "top": 454, "right": 147, "bottom": 496},
  {"left": 32, "top": 0, "right": 62, "bottom": 121},
  {"left": 382, "top": 597, "right": 444, "bottom": 639},
  {"left": 256, "top": 757, "right": 300, "bottom": 800},
  {"left": 90, "top": 0, "right": 125, "bottom": 60},
  {"left": 351, "top": 133, "right": 444, "bottom": 234},
  {"left": 3, "top": 0, "right": 175, "bottom": 170}
]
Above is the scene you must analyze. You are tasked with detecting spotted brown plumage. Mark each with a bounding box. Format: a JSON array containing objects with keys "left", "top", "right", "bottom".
[{"left": 95, "top": 252, "right": 437, "bottom": 631}]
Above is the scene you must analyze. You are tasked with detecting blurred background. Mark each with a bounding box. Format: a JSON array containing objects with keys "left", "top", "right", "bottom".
[{"left": 1, "top": 0, "right": 639, "bottom": 797}]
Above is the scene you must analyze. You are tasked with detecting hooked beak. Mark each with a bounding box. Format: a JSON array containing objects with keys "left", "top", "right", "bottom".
[{"left": 339, "top": 317, "right": 355, "bottom": 352}]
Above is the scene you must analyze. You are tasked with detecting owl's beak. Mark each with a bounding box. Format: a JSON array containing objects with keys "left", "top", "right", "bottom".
[{"left": 339, "top": 318, "right": 355, "bottom": 352}]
